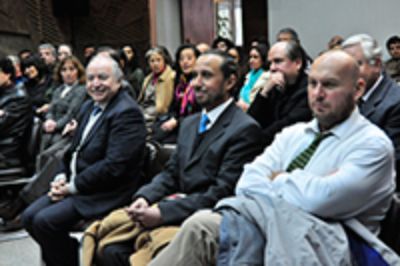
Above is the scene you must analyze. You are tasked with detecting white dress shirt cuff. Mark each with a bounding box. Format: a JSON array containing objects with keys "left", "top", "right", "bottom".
[{"left": 67, "top": 181, "right": 78, "bottom": 194}]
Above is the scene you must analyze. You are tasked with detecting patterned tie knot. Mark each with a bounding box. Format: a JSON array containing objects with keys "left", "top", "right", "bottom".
[
  {"left": 286, "top": 132, "right": 332, "bottom": 172},
  {"left": 198, "top": 114, "right": 210, "bottom": 134},
  {"left": 91, "top": 105, "right": 102, "bottom": 116}
]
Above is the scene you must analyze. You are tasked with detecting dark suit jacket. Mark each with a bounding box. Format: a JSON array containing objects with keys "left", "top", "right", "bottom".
[
  {"left": 62, "top": 89, "right": 147, "bottom": 217},
  {"left": 248, "top": 72, "right": 312, "bottom": 146},
  {"left": 135, "top": 101, "right": 264, "bottom": 225},
  {"left": 359, "top": 73, "right": 400, "bottom": 189}
]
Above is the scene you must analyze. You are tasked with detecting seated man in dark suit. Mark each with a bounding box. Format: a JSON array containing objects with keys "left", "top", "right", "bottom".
[
  {"left": 89, "top": 50, "right": 264, "bottom": 266},
  {"left": 248, "top": 41, "right": 312, "bottom": 146},
  {"left": 21, "top": 54, "right": 147, "bottom": 266},
  {"left": 0, "top": 57, "right": 32, "bottom": 170},
  {"left": 343, "top": 34, "right": 400, "bottom": 190}
]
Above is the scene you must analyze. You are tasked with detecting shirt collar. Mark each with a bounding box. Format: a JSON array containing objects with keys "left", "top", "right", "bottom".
[
  {"left": 362, "top": 73, "right": 383, "bottom": 101},
  {"left": 202, "top": 98, "right": 233, "bottom": 128},
  {"left": 306, "top": 107, "right": 361, "bottom": 139}
]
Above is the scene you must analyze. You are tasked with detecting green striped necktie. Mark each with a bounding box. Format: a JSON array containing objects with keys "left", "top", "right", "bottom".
[{"left": 286, "top": 132, "right": 332, "bottom": 172}]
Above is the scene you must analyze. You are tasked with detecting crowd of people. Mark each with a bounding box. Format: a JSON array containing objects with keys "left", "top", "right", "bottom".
[{"left": 0, "top": 28, "right": 400, "bottom": 265}]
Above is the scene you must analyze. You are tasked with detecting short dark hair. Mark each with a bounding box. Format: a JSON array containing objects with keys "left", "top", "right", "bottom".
[
  {"left": 386, "top": 35, "right": 400, "bottom": 50},
  {"left": 202, "top": 49, "right": 238, "bottom": 80},
  {"left": 277, "top": 27, "right": 300, "bottom": 43},
  {"left": 211, "top": 36, "right": 234, "bottom": 51},
  {"left": 21, "top": 55, "right": 47, "bottom": 80},
  {"left": 174, "top": 43, "right": 200, "bottom": 77},
  {"left": 284, "top": 41, "right": 306, "bottom": 73},
  {"left": 0, "top": 57, "right": 15, "bottom": 80}
]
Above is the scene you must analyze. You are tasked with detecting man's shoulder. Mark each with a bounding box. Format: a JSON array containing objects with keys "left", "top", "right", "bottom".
[
  {"left": 1, "top": 85, "right": 29, "bottom": 103},
  {"left": 107, "top": 89, "right": 141, "bottom": 113},
  {"left": 377, "top": 75, "right": 400, "bottom": 100}
]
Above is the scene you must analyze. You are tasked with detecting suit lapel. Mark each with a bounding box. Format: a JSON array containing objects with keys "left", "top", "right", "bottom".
[
  {"left": 77, "top": 90, "right": 121, "bottom": 149},
  {"left": 79, "top": 112, "right": 106, "bottom": 149},
  {"left": 70, "top": 103, "right": 92, "bottom": 150},
  {"left": 185, "top": 103, "right": 236, "bottom": 169},
  {"left": 362, "top": 76, "right": 389, "bottom": 118}
]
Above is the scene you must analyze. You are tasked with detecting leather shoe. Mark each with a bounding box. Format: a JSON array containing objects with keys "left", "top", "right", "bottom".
[
  {"left": 0, "top": 216, "right": 23, "bottom": 232},
  {"left": 0, "top": 197, "right": 26, "bottom": 221}
]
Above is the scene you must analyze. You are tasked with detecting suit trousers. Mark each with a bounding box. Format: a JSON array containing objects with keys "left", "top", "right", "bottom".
[
  {"left": 21, "top": 195, "right": 83, "bottom": 266},
  {"left": 149, "top": 210, "right": 221, "bottom": 266}
]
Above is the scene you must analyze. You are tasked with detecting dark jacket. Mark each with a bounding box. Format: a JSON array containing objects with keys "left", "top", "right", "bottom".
[
  {"left": 248, "top": 72, "right": 312, "bottom": 146},
  {"left": 45, "top": 83, "right": 87, "bottom": 131},
  {"left": 359, "top": 73, "right": 400, "bottom": 190},
  {"left": 135, "top": 102, "right": 264, "bottom": 225},
  {"left": 62, "top": 89, "right": 147, "bottom": 218},
  {"left": 0, "top": 84, "right": 32, "bottom": 168}
]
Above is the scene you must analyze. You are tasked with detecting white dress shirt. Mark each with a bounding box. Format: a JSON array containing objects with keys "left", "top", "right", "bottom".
[
  {"left": 201, "top": 98, "right": 233, "bottom": 131},
  {"left": 236, "top": 107, "right": 395, "bottom": 234}
]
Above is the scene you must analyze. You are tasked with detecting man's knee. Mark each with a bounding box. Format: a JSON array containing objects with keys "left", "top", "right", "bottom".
[
  {"left": 181, "top": 210, "right": 222, "bottom": 238},
  {"left": 21, "top": 205, "right": 36, "bottom": 229}
]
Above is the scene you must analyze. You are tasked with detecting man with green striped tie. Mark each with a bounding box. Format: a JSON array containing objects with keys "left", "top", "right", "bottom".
[{"left": 149, "top": 50, "right": 399, "bottom": 265}]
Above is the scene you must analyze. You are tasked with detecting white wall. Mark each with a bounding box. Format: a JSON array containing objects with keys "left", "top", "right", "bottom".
[
  {"left": 156, "top": 0, "right": 182, "bottom": 57},
  {"left": 268, "top": 0, "right": 400, "bottom": 60}
]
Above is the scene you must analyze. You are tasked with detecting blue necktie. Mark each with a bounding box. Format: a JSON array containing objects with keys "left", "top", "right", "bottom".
[
  {"left": 91, "top": 105, "right": 102, "bottom": 116},
  {"left": 198, "top": 114, "right": 210, "bottom": 134}
]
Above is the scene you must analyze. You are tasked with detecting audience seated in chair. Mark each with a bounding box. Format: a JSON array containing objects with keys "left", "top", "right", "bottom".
[
  {"left": 149, "top": 50, "right": 399, "bottom": 266},
  {"left": 0, "top": 57, "right": 33, "bottom": 173},
  {"left": 21, "top": 54, "right": 147, "bottom": 266},
  {"left": 343, "top": 34, "right": 400, "bottom": 191},
  {"left": 248, "top": 41, "right": 312, "bottom": 146},
  {"left": 83, "top": 50, "right": 264, "bottom": 266},
  {"left": 151, "top": 44, "right": 201, "bottom": 144}
]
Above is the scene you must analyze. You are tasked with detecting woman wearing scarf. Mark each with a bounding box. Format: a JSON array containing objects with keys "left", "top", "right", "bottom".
[
  {"left": 137, "top": 46, "right": 175, "bottom": 130},
  {"left": 152, "top": 44, "right": 201, "bottom": 144},
  {"left": 237, "top": 44, "right": 270, "bottom": 112}
]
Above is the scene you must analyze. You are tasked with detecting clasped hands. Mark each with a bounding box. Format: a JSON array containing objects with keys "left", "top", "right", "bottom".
[
  {"left": 48, "top": 176, "right": 70, "bottom": 202},
  {"left": 125, "top": 197, "right": 162, "bottom": 228}
]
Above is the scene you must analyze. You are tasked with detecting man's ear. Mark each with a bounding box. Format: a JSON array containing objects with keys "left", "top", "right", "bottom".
[
  {"left": 225, "top": 73, "right": 237, "bottom": 92},
  {"left": 354, "top": 77, "right": 366, "bottom": 101}
]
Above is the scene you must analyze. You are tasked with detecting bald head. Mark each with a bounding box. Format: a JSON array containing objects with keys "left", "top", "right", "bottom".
[
  {"left": 313, "top": 50, "right": 361, "bottom": 87},
  {"left": 308, "top": 50, "right": 365, "bottom": 131}
]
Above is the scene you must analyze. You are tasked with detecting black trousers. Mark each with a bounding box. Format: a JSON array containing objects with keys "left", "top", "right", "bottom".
[
  {"left": 96, "top": 240, "right": 133, "bottom": 266},
  {"left": 21, "top": 195, "right": 83, "bottom": 266}
]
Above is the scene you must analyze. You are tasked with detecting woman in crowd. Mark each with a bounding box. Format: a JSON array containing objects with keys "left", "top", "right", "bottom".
[
  {"left": 237, "top": 44, "right": 269, "bottom": 112},
  {"left": 121, "top": 45, "right": 144, "bottom": 98},
  {"left": 38, "top": 55, "right": 87, "bottom": 167},
  {"left": 21, "top": 55, "right": 52, "bottom": 115},
  {"left": 227, "top": 45, "right": 246, "bottom": 99},
  {"left": 152, "top": 44, "right": 201, "bottom": 144},
  {"left": 137, "top": 46, "right": 175, "bottom": 131},
  {"left": 212, "top": 36, "right": 234, "bottom": 52}
]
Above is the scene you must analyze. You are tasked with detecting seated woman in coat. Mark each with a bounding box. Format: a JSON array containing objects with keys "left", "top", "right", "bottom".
[
  {"left": 38, "top": 55, "right": 87, "bottom": 168},
  {"left": 137, "top": 46, "right": 176, "bottom": 131},
  {"left": 237, "top": 44, "right": 270, "bottom": 112},
  {"left": 152, "top": 44, "right": 201, "bottom": 144},
  {"left": 21, "top": 55, "right": 53, "bottom": 116}
]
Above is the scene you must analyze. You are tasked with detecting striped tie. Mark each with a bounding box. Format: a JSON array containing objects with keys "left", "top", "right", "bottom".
[{"left": 286, "top": 132, "right": 332, "bottom": 172}]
